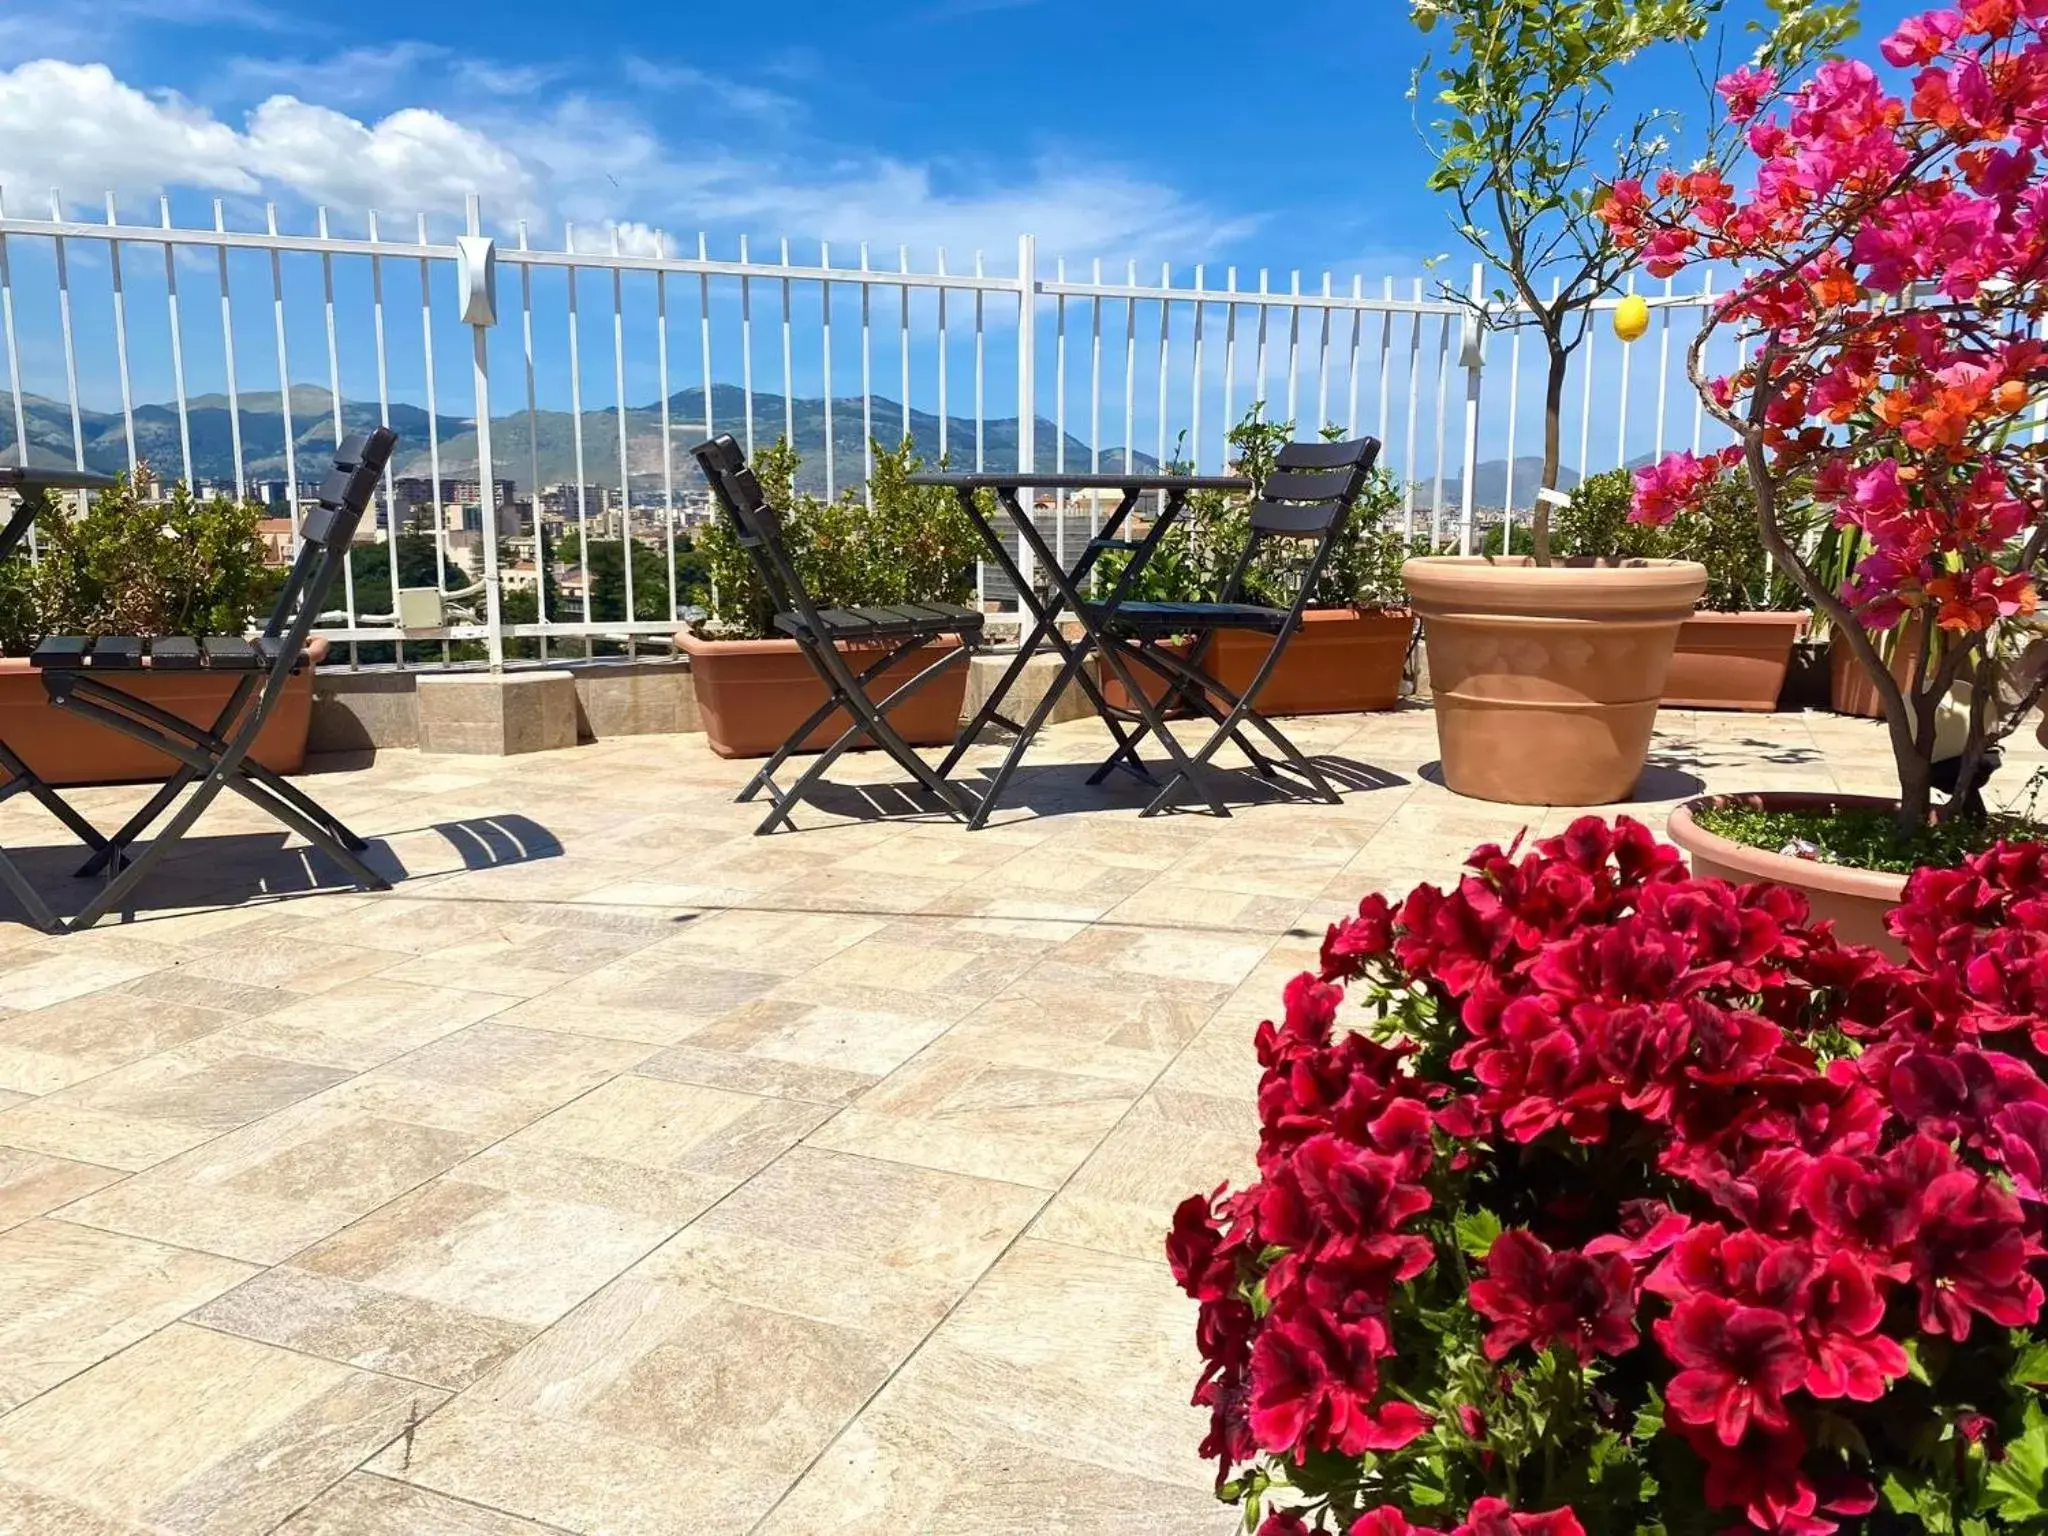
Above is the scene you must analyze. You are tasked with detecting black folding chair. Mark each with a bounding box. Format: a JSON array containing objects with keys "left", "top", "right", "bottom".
[
  {"left": 10, "top": 429, "right": 400, "bottom": 932},
  {"left": 1084, "top": 435, "right": 1383, "bottom": 817},
  {"left": 691, "top": 435, "right": 985, "bottom": 834}
]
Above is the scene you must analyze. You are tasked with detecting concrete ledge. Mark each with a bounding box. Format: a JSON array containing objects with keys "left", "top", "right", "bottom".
[
  {"left": 417, "top": 671, "right": 579, "bottom": 756},
  {"left": 305, "top": 647, "right": 1080, "bottom": 757},
  {"left": 572, "top": 660, "right": 701, "bottom": 739},
  {"left": 965, "top": 650, "right": 1096, "bottom": 729}
]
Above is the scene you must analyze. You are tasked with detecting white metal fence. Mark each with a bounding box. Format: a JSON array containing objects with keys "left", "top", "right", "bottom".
[{"left": 0, "top": 190, "right": 1746, "bottom": 669}]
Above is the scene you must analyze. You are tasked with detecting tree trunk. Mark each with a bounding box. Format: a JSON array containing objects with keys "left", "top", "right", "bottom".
[{"left": 1533, "top": 343, "right": 1568, "bottom": 568}]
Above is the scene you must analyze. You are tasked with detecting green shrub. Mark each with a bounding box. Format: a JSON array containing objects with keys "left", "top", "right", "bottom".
[
  {"left": 1099, "top": 405, "right": 1424, "bottom": 613},
  {"left": 1551, "top": 464, "right": 1804, "bottom": 612},
  {"left": 0, "top": 474, "right": 280, "bottom": 654},
  {"left": 695, "top": 437, "right": 984, "bottom": 641}
]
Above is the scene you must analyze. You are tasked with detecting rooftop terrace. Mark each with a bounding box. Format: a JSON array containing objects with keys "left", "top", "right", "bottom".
[{"left": 0, "top": 704, "right": 1969, "bottom": 1535}]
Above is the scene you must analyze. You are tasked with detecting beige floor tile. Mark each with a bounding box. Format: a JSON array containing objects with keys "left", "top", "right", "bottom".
[
  {"left": 0, "top": 951, "right": 161, "bottom": 1012},
  {"left": 214, "top": 979, "right": 514, "bottom": 1072},
  {"left": 0, "top": 991, "right": 235, "bottom": 1096},
  {"left": 690, "top": 995, "right": 963, "bottom": 1079},
  {"left": 0, "top": 1323, "right": 441, "bottom": 1536},
  {"left": 490, "top": 956, "right": 785, "bottom": 1045},
  {"left": 1031, "top": 1088, "right": 1257, "bottom": 1262},
  {"left": 806, "top": 1052, "right": 1139, "bottom": 1189},
  {"left": 276, "top": 1473, "right": 562, "bottom": 1533},
  {"left": 0, "top": 1040, "right": 352, "bottom": 1171},
  {"left": 0, "top": 1219, "right": 256, "bottom": 1411},
  {"left": 635, "top": 1146, "right": 1044, "bottom": 1346},
  {"left": 375, "top": 1279, "right": 904, "bottom": 1535},
  {"left": 53, "top": 1085, "right": 495, "bottom": 1263},
  {"left": 634, "top": 1042, "right": 879, "bottom": 1107},
  {"left": 0, "top": 1148, "right": 122, "bottom": 1230},
  {"left": 858, "top": 1239, "right": 1216, "bottom": 1491},
  {"left": 763, "top": 1419, "right": 1234, "bottom": 1535}
]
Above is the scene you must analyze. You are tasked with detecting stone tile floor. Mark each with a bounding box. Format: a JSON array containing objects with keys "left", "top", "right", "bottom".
[{"left": 0, "top": 703, "right": 2020, "bottom": 1535}]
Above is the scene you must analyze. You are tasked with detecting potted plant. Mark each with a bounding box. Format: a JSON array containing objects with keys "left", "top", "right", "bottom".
[
  {"left": 1401, "top": 0, "right": 1838, "bottom": 806},
  {"left": 1554, "top": 466, "right": 1812, "bottom": 712},
  {"left": 0, "top": 472, "right": 312, "bottom": 787},
  {"left": 1095, "top": 406, "right": 1418, "bottom": 718},
  {"left": 1604, "top": 1, "right": 2048, "bottom": 947},
  {"left": 682, "top": 436, "right": 982, "bottom": 759},
  {"left": 1172, "top": 815, "right": 2048, "bottom": 1536}
]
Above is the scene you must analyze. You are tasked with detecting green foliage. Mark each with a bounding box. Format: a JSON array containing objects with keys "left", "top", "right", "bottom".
[
  {"left": 695, "top": 436, "right": 983, "bottom": 641},
  {"left": 1098, "top": 404, "right": 1424, "bottom": 614},
  {"left": 1415, "top": 0, "right": 1852, "bottom": 320},
  {"left": 1691, "top": 802, "right": 2048, "bottom": 874},
  {"left": 0, "top": 475, "right": 280, "bottom": 654},
  {"left": 1551, "top": 467, "right": 1805, "bottom": 611}
]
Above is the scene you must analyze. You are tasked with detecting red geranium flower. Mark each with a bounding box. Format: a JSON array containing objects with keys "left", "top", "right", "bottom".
[
  {"left": 1657, "top": 1294, "right": 1809, "bottom": 1445},
  {"left": 1469, "top": 1231, "right": 1638, "bottom": 1362},
  {"left": 1911, "top": 1168, "right": 2044, "bottom": 1338}
]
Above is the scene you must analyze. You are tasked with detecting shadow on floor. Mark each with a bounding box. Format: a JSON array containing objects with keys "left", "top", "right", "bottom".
[
  {"left": 0, "top": 814, "right": 562, "bottom": 929},
  {"left": 1650, "top": 735, "right": 1823, "bottom": 770},
  {"left": 964, "top": 753, "right": 1410, "bottom": 822},
  {"left": 1416, "top": 760, "right": 1707, "bottom": 804}
]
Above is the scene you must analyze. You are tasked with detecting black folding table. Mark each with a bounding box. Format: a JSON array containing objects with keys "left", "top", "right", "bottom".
[
  {"left": 0, "top": 466, "right": 121, "bottom": 930},
  {"left": 907, "top": 470, "right": 1251, "bottom": 829}
]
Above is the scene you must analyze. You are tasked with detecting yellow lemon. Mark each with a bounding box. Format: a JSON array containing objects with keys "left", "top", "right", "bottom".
[{"left": 1613, "top": 294, "right": 1650, "bottom": 343}]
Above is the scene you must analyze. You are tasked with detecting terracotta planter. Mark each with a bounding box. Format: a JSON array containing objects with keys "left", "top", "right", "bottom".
[
  {"left": 678, "top": 629, "right": 969, "bottom": 759},
  {"left": 1663, "top": 611, "right": 1810, "bottom": 712},
  {"left": 1829, "top": 618, "right": 1922, "bottom": 718},
  {"left": 0, "top": 653, "right": 314, "bottom": 788},
  {"left": 1096, "top": 640, "right": 1194, "bottom": 717},
  {"left": 1667, "top": 791, "right": 1907, "bottom": 957},
  {"left": 1095, "top": 610, "right": 1413, "bottom": 718},
  {"left": 1404, "top": 556, "right": 1707, "bottom": 806},
  {"left": 1209, "top": 608, "right": 1413, "bottom": 716}
]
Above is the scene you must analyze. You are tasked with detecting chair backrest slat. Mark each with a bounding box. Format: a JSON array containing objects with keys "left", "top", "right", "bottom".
[
  {"left": 1261, "top": 468, "right": 1355, "bottom": 504},
  {"left": 1246, "top": 437, "right": 1381, "bottom": 539},
  {"left": 1274, "top": 436, "right": 1377, "bottom": 471},
  {"left": 691, "top": 435, "right": 814, "bottom": 626},
  {"left": 261, "top": 427, "right": 398, "bottom": 661}
]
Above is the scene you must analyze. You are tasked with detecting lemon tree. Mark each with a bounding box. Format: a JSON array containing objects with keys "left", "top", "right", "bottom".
[{"left": 1413, "top": 0, "right": 1853, "bottom": 561}]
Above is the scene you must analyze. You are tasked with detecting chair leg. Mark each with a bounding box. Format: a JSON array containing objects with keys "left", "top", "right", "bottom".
[
  {"left": 738, "top": 644, "right": 910, "bottom": 805},
  {"left": 1092, "top": 637, "right": 1231, "bottom": 819},
  {"left": 755, "top": 645, "right": 975, "bottom": 833},
  {"left": 234, "top": 758, "right": 373, "bottom": 851},
  {"left": 0, "top": 845, "right": 61, "bottom": 934},
  {"left": 74, "top": 770, "right": 191, "bottom": 877}
]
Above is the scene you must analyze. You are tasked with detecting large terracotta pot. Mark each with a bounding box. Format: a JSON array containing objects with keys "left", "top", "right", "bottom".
[
  {"left": 1664, "top": 611, "right": 1810, "bottom": 712},
  {"left": 677, "top": 629, "right": 969, "bottom": 760},
  {"left": 1829, "top": 618, "right": 1922, "bottom": 718},
  {"left": 1404, "top": 556, "right": 1707, "bottom": 806},
  {"left": 1667, "top": 791, "right": 1906, "bottom": 957},
  {"left": 1094, "top": 609, "right": 1412, "bottom": 718},
  {"left": 0, "top": 654, "right": 315, "bottom": 788}
]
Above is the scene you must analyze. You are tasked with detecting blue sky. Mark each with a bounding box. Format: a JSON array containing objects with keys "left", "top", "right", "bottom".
[
  {"left": 0, "top": 0, "right": 1927, "bottom": 274},
  {"left": 0, "top": 0, "right": 1930, "bottom": 487}
]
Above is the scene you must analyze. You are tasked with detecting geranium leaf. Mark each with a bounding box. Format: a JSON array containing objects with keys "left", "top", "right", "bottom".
[
  {"left": 2011, "top": 1338, "right": 2048, "bottom": 1390},
  {"left": 1986, "top": 1403, "right": 2048, "bottom": 1523},
  {"left": 1454, "top": 1208, "right": 1502, "bottom": 1258}
]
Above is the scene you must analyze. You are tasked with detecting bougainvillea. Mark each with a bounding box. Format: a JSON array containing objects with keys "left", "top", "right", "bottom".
[
  {"left": 1597, "top": 5, "right": 2048, "bottom": 832},
  {"left": 1171, "top": 817, "right": 2048, "bottom": 1536}
]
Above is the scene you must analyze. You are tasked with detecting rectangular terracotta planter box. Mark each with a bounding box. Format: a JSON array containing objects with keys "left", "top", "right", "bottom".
[
  {"left": 1097, "top": 608, "right": 1412, "bottom": 717},
  {"left": 0, "top": 655, "right": 313, "bottom": 787},
  {"left": 677, "top": 629, "right": 969, "bottom": 760},
  {"left": 1829, "top": 618, "right": 1921, "bottom": 719},
  {"left": 1661, "top": 610, "right": 1810, "bottom": 712}
]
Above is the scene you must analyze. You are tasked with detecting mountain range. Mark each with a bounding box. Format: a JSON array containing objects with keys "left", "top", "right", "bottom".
[{"left": 0, "top": 385, "right": 1159, "bottom": 497}]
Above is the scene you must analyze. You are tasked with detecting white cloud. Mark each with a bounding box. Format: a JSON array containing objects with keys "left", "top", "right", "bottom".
[
  {"left": 0, "top": 61, "right": 254, "bottom": 204},
  {"left": 0, "top": 55, "right": 1252, "bottom": 263},
  {"left": 241, "top": 97, "right": 537, "bottom": 217}
]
